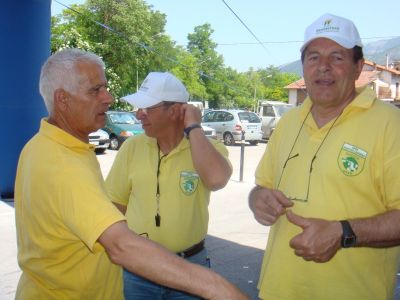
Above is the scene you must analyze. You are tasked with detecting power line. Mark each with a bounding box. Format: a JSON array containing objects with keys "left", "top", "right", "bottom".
[
  {"left": 221, "top": 0, "right": 271, "bottom": 56},
  {"left": 218, "top": 36, "right": 400, "bottom": 46}
]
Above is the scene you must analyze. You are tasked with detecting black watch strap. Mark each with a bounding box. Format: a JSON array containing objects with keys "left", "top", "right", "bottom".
[
  {"left": 184, "top": 124, "right": 202, "bottom": 139},
  {"left": 340, "top": 220, "right": 357, "bottom": 248}
]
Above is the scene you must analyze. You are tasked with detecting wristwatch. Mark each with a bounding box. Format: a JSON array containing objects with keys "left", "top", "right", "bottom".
[
  {"left": 340, "top": 220, "right": 357, "bottom": 248},
  {"left": 184, "top": 124, "right": 202, "bottom": 139}
]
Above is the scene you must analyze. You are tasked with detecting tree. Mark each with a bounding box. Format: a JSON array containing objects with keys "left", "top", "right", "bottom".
[
  {"left": 187, "top": 23, "right": 226, "bottom": 106},
  {"left": 52, "top": 0, "right": 178, "bottom": 109}
]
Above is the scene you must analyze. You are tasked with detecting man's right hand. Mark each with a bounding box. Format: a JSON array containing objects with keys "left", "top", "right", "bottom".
[{"left": 248, "top": 185, "right": 293, "bottom": 226}]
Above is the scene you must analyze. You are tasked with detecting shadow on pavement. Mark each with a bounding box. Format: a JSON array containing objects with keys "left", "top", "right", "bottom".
[{"left": 206, "top": 235, "right": 263, "bottom": 300}]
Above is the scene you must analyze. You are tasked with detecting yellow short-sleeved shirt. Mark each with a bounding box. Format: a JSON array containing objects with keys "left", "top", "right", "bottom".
[
  {"left": 106, "top": 134, "right": 230, "bottom": 252},
  {"left": 255, "top": 87, "right": 400, "bottom": 300},
  {"left": 14, "top": 119, "right": 125, "bottom": 300}
]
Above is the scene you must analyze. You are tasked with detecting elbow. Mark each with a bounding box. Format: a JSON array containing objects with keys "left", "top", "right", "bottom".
[
  {"left": 105, "top": 244, "right": 125, "bottom": 266},
  {"left": 206, "top": 170, "right": 232, "bottom": 191}
]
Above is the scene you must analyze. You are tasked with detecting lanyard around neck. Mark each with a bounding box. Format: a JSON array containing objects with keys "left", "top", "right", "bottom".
[{"left": 155, "top": 144, "right": 168, "bottom": 227}]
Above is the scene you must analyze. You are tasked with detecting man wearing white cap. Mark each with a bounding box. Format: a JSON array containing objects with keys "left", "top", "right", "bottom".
[
  {"left": 106, "top": 71, "right": 233, "bottom": 299},
  {"left": 249, "top": 13, "right": 400, "bottom": 299}
]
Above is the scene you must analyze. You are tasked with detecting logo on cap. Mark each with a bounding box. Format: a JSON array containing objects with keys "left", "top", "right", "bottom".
[{"left": 316, "top": 18, "right": 339, "bottom": 34}]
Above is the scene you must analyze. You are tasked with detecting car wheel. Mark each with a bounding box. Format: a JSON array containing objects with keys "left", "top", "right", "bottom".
[
  {"left": 249, "top": 140, "right": 258, "bottom": 146},
  {"left": 95, "top": 148, "right": 106, "bottom": 154},
  {"left": 223, "top": 132, "right": 235, "bottom": 146},
  {"left": 109, "top": 136, "right": 120, "bottom": 150}
]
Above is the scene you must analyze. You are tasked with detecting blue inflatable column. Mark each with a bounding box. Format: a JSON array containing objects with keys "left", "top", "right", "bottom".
[{"left": 0, "top": 1, "right": 50, "bottom": 198}]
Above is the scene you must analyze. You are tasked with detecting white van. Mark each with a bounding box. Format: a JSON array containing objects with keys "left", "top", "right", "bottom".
[
  {"left": 188, "top": 101, "right": 205, "bottom": 114},
  {"left": 257, "top": 100, "right": 293, "bottom": 139}
]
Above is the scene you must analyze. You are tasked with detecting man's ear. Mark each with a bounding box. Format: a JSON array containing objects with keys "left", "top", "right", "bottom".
[
  {"left": 54, "top": 88, "right": 68, "bottom": 111},
  {"left": 168, "top": 103, "right": 182, "bottom": 121}
]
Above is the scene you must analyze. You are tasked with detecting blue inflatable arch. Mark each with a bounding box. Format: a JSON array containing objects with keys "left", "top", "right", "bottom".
[{"left": 0, "top": 1, "right": 50, "bottom": 198}]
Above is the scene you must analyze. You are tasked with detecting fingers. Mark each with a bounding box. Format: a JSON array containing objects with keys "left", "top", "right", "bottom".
[
  {"left": 181, "top": 104, "right": 201, "bottom": 126},
  {"left": 286, "top": 210, "right": 309, "bottom": 229},
  {"left": 249, "top": 187, "right": 293, "bottom": 226}
]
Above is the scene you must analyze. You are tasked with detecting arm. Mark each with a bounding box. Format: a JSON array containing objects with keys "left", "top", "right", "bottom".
[
  {"left": 248, "top": 185, "right": 293, "bottom": 226},
  {"left": 181, "top": 104, "right": 232, "bottom": 191},
  {"left": 286, "top": 209, "right": 400, "bottom": 263},
  {"left": 99, "top": 221, "right": 248, "bottom": 300}
]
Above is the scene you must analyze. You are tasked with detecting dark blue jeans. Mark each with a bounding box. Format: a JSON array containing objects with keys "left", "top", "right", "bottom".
[{"left": 123, "top": 248, "right": 210, "bottom": 300}]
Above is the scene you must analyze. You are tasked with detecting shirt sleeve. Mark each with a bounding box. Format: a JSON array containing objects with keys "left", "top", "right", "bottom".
[
  {"left": 105, "top": 140, "right": 133, "bottom": 206},
  {"left": 59, "top": 165, "right": 126, "bottom": 252}
]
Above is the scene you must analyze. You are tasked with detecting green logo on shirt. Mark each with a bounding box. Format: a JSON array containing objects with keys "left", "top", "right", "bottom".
[
  {"left": 180, "top": 171, "right": 199, "bottom": 195},
  {"left": 338, "top": 143, "right": 367, "bottom": 176}
]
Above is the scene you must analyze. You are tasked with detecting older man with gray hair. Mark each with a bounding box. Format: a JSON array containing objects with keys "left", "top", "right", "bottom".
[{"left": 14, "top": 48, "right": 248, "bottom": 300}]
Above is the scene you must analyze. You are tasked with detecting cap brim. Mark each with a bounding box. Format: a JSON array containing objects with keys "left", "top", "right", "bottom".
[
  {"left": 300, "top": 36, "right": 363, "bottom": 52},
  {"left": 121, "top": 91, "right": 162, "bottom": 108}
]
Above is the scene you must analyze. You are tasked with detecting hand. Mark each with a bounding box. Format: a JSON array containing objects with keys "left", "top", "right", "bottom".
[
  {"left": 286, "top": 210, "right": 342, "bottom": 263},
  {"left": 180, "top": 103, "right": 202, "bottom": 128},
  {"left": 249, "top": 186, "right": 293, "bottom": 226}
]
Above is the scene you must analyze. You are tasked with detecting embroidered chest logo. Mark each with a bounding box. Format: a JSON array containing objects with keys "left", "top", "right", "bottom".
[
  {"left": 337, "top": 143, "right": 367, "bottom": 176},
  {"left": 180, "top": 171, "right": 199, "bottom": 195}
]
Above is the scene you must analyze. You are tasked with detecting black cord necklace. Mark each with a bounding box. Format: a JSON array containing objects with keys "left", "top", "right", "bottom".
[
  {"left": 277, "top": 107, "right": 343, "bottom": 202},
  {"left": 155, "top": 144, "right": 168, "bottom": 227}
]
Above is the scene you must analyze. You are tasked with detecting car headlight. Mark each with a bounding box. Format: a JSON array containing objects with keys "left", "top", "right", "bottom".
[{"left": 120, "top": 131, "right": 134, "bottom": 137}]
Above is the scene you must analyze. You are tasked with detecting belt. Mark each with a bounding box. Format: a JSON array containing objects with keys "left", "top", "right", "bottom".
[{"left": 176, "top": 240, "right": 205, "bottom": 258}]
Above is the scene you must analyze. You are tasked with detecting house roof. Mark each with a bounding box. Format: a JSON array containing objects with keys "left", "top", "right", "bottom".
[{"left": 364, "top": 60, "right": 400, "bottom": 75}]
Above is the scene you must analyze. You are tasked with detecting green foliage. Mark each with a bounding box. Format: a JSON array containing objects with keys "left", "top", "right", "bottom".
[{"left": 51, "top": 1, "right": 301, "bottom": 111}]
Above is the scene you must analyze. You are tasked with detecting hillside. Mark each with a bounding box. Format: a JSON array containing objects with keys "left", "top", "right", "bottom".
[{"left": 280, "top": 37, "right": 400, "bottom": 76}]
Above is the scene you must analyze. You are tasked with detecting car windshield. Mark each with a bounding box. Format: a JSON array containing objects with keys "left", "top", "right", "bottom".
[
  {"left": 109, "top": 113, "right": 138, "bottom": 124},
  {"left": 238, "top": 112, "right": 260, "bottom": 123},
  {"left": 275, "top": 105, "right": 293, "bottom": 117}
]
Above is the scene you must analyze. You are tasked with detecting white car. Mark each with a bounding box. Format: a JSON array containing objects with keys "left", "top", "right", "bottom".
[
  {"left": 89, "top": 129, "right": 110, "bottom": 154},
  {"left": 202, "top": 110, "right": 262, "bottom": 146},
  {"left": 201, "top": 125, "right": 217, "bottom": 139}
]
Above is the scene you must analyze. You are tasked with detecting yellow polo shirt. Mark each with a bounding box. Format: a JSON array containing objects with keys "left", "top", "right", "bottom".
[
  {"left": 15, "top": 119, "right": 125, "bottom": 300},
  {"left": 106, "top": 134, "right": 230, "bottom": 252},
  {"left": 256, "top": 87, "right": 400, "bottom": 300}
]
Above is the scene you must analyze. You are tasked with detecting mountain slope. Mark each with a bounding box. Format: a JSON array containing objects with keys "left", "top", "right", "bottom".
[{"left": 280, "top": 37, "right": 400, "bottom": 76}]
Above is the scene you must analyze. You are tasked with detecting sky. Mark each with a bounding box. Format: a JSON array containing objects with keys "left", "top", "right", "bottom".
[{"left": 51, "top": 0, "right": 400, "bottom": 72}]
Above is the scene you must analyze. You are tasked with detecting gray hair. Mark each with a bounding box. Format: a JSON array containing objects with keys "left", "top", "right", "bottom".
[{"left": 39, "top": 48, "right": 105, "bottom": 114}]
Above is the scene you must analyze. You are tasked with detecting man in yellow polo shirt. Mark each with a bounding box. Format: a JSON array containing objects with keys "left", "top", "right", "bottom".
[
  {"left": 14, "top": 48, "right": 248, "bottom": 300},
  {"left": 106, "top": 71, "right": 232, "bottom": 299},
  {"left": 249, "top": 14, "right": 400, "bottom": 300}
]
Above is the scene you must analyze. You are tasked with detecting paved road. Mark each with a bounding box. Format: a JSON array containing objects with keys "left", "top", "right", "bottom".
[{"left": 0, "top": 141, "right": 268, "bottom": 300}]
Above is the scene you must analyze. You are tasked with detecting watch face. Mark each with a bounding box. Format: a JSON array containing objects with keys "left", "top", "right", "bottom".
[{"left": 343, "top": 235, "right": 356, "bottom": 248}]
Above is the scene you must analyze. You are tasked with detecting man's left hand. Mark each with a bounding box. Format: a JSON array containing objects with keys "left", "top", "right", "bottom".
[{"left": 286, "top": 210, "right": 342, "bottom": 263}]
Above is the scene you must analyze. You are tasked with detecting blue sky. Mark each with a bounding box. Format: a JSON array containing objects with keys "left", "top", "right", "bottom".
[{"left": 52, "top": 0, "right": 400, "bottom": 72}]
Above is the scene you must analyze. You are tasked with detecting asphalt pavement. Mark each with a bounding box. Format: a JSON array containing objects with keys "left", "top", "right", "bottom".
[
  {"left": 4, "top": 141, "right": 399, "bottom": 300},
  {"left": 0, "top": 141, "right": 268, "bottom": 300}
]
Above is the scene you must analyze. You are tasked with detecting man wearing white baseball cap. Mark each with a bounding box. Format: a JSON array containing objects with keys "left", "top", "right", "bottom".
[
  {"left": 106, "top": 71, "right": 233, "bottom": 299},
  {"left": 249, "top": 14, "right": 400, "bottom": 299}
]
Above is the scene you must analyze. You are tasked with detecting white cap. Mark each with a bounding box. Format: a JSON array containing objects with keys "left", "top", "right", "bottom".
[
  {"left": 300, "top": 13, "right": 362, "bottom": 52},
  {"left": 122, "top": 72, "right": 189, "bottom": 108}
]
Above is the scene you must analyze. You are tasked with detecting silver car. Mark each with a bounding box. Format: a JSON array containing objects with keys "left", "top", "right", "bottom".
[
  {"left": 201, "top": 110, "right": 262, "bottom": 146},
  {"left": 89, "top": 129, "right": 110, "bottom": 154}
]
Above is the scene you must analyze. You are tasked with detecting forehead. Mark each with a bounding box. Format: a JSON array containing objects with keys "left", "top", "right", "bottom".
[
  {"left": 75, "top": 61, "right": 106, "bottom": 85},
  {"left": 305, "top": 38, "right": 351, "bottom": 54}
]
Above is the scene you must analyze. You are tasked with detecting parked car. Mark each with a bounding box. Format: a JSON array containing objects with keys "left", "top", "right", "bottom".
[
  {"left": 257, "top": 100, "right": 294, "bottom": 139},
  {"left": 89, "top": 129, "right": 110, "bottom": 154},
  {"left": 103, "top": 111, "right": 144, "bottom": 150},
  {"left": 201, "top": 109, "right": 262, "bottom": 146},
  {"left": 201, "top": 125, "right": 217, "bottom": 139}
]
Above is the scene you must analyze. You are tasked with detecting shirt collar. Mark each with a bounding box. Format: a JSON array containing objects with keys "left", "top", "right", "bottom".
[
  {"left": 145, "top": 134, "right": 189, "bottom": 156},
  {"left": 40, "top": 118, "right": 95, "bottom": 151},
  {"left": 300, "top": 86, "right": 376, "bottom": 119}
]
